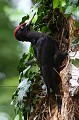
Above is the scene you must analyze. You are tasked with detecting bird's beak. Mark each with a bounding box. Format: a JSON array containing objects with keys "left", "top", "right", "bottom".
[{"left": 25, "top": 12, "right": 36, "bottom": 26}]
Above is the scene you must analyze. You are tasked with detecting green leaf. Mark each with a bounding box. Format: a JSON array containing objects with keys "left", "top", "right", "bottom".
[
  {"left": 72, "top": 37, "right": 79, "bottom": 44},
  {"left": 35, "top": 13, "right": 44, "bottom": 26},
  {"left": 72, "top": 59, "right": 79, "bottom": 67},
  {"left": 41, "top": 26, "right": 49, "bottom": 33},
  {"left": 19, "top": 111, "right": 23, "bottom": 120},
  {"left": 59, "top": 0, "right": 66, "bottom": 12},
  {"left": 14, "top": 114, "right": 19, "bottom": 120},
  {"left": 29, "top": 65, "right": 40, "bottom": 74},
  {"left": 75, "top": 22, "right": 79, "bottom": 28},
  {"left": 53, "top": 0, "right": 59, "bottom": 8},
  {"left": 65, "top": 6, "right": 76, "bottom": 14},
  {"left": 26, "top": 53, "right": 31, "bottom": 61},
  {"left": 20, "top": 15, "right": 29, "bottom": 24},
  {"left": 61, "top": 0, "right": 66, "bottom": 7},
  {"left": 29, "top": 45, "right": 35, "bottom": 55}
]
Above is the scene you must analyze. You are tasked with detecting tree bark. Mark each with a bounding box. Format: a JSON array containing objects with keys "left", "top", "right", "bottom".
[
  {"left": 28, "top": 17, "right": 79, "bottom": 120},
  {"left": 48, "top": 17, "right": 79, "bottom": 120}
]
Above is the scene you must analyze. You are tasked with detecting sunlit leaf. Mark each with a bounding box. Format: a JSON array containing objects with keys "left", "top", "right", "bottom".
[
  {"left": 14, "top": 114, "right": 19, "bottom": 120},
  {"left": 29, "top": 44, "right": 35, "bottom": 55},
  {"left": 53, "top": 0, "right": 59, "bottom": 8},
  {"left": 65, "top": 5, "right": 76, "bottom": 14},
  {"left": 61, "top": 0, "right": 66, "bottom": 7},
  {"left": 29, "top": 65, "right": 40, "bottom": 74}
]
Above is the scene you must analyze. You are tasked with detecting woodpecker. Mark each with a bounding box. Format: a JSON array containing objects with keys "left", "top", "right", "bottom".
[{"left": 14, "top": 15, "right": 67, "bottom": 112}]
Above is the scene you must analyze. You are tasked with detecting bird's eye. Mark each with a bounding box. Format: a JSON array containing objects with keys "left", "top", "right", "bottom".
[{"left": 21, "top": 26, "right": 24, "bottom": 29}]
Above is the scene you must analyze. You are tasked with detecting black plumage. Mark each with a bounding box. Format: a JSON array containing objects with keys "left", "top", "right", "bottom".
[{"left": 14, "top": 22, "right": 67, "bottom": 111}]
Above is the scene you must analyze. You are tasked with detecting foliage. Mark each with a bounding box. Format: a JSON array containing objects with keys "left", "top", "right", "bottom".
[
  {"left": 12, "top": 0, "right": 79, "bottom": 119},
  {"left": 12, "top": 45, "right": 46, "bottom": 119}
]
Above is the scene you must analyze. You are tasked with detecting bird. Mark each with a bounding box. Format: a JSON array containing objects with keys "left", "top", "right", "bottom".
[{"left": 14, "top": 15, "right": 67, "bottom": 112}]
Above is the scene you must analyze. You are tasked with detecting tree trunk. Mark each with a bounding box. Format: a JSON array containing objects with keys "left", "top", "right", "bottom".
[
  {"left": 29, "top": 17, "right": 79, "bottom": 120},
  {"left": 47, "top": 17, "right": 79, "bottom": 120}
]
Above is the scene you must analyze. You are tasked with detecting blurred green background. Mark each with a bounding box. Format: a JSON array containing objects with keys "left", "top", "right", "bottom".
[{"left": 0, "top": 0, "right": 31, "bottom": 119}]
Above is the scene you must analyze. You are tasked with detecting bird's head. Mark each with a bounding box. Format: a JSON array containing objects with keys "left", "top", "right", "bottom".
[
  {"left": 14, "top": 13, "right": 36, "bottom": 42},
  {"left": 14, "top": 22, "right": 30, "bottom": 41}
]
